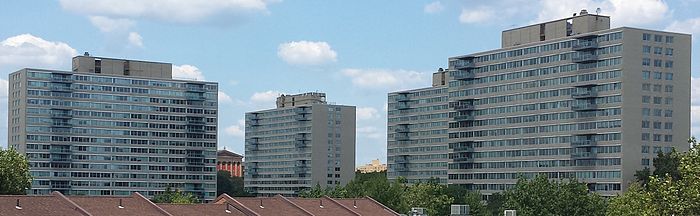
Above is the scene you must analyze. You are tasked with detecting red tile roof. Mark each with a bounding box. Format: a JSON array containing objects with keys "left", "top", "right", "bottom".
[{"left": 0, "top": 192, "right": 399, "bottom": 216}]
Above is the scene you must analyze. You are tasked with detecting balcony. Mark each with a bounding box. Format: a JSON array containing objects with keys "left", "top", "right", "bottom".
[
  {"left": 185, "top": 95, "right": 207, "bottom": 101},
  {"left": 294, "top": 141, "right": 307, "bottom": 149},
  {"left": 295, "top": 160, "right": 309, "bottom": 167},
  {"left": 187, "top": 128, "right": 205, "bottom": 133},
  {"left": 295, "top": 133, "right": 310, "bottom": 141},
  {"left": 394, "top": 125, "right": 410, "bottom": 133},
  {"left": 295, "top": 115, "right": 310, "bottom": 121},
  {"left": 394, "top": 166, "right": 409, "bottom": 172},
  {"left": 453, "top": 72, "right": 476, "bottom": 80},
  {"left": 49, "top": 86, "right": 72, "bottom": 92},
  {"left": 50, "top": 113, "right": 73, "bottom": 118},
  {"left": 247, "top": 144, "right": 259, "bottom": 151},
  {"left": 453, "top": 115, "right": 474, "bottom": 121},
  {"left": 247, "top": 114, "right": 262, "bottom": 121},
  {"left": 395, "top": 133, "right": 410, "bottom": 141},
  {"left": 571, "top": 140, "right": 597, "bottom": 147},
  {"left": 185, "top": 86, "right": 207, "bottom": 93},
  {"left": 51, "top": 123, "right": 73, "bottom": 128},
  {"left": 50, "top": 157, "right": 72, "bottom": 162},
  {"left": 452, "top": 146, "right": 474, "bottom": 152},
  {"left": 453, "top": 103, "right": 475, "bottom": 111},
  {"left": 396, "top": 102, "right": 410, "bottom": 110},
  {"left": 571, "top": 103, "right": 598, "bottom": 111},
  {"left": 295, "top": 108, "right": 311, "bottom": 115},
  {"left": 394, "top": 156, "right": 408, "bottom": 164},
  {"left": 395, "top": 94, "right": 410, "bottom": 102},
  {"left": 50, "top": 77, "right": 73, "bottom": 83},
  {"left": 571, "top": 152, "right": 597, "bottom": 159},
  {"left": 571, "top": 90, "right": 598, "bottom": 99},
  {"left": 187, "top": 119, "right": 206, "bottom": 125},
  {"left": 572, "top": 54, "right": 598, "bottom": 63},
  {"left": 450, "top": 59, "right": 476, "bottom": 69},
  {"left": 249, "top": 119, "right": 261, "bottom": 126},
  {"left": 452, "top": 157, "right": 473, "bottom": 162},
  {"left": 572, "top": 41, "right": 599, "bottom": 50},
  {"left": 294, "top": 167, "right": 310, "bottom": 173}
]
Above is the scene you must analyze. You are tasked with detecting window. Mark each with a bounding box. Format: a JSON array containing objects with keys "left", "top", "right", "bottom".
[
  {"left": 642, "top": 46, "right": 651, "bottom": 53},
  {"left": 665, "top": 36, "right": 674, "bottom": 43},
  {"left": 665, "top": 85, "right": 673, "bottom": 92},
  {"left": 643, "top": 33, "right": 651, "bottom": 41},
  {"left": 642, "top": 71, "right": 651, "bottom": 80},
  {"left": 642, "top": 108, "right": 650, "bottom": 116},
  {"left": 664, "top": 110, "right": 673, "bottom": 117},
  {"left": 642, "top": 133, "right": 650, "bottom": 140},
  {"left": 642, "top": 96, "right": 651, "bottom": 103},
  {"left": 665, "top": 60, "right": 674, "bottom": 68},
  {"left": 654, "top": 146, "right": 662, "bottom": 153},
  {"left": 642, "top": 158, "right": 650, "bottom": 166},
  {"left": 653, "top": 109, "right": 662, "bottom": 117},
  {"left": 664, "top": 135, "right": 673, "bottom": 142},
  {"left": 665, "top": 122, "right": 673, "bottom": 129},
  {"left": 642, "top": 120, "right": 650, "bottom": 128},
  {"left": 653, "top": 121, "right": 662, "bottom": 129},
  {"left": 665, "top": 48, "right": 674, "bottom": 56},
  {"left": 665, "top": 97, "right": 673, "bottom": 105},
  {"left": 654, "top": 35, "right": 663, "bottom": 42},
  {"left": 653, "top": 97, "right": 662, "bottom": 104},
  {"left": 653, "top": 84, "right": 662, "bottom": 92},
  {"left": 642, "top": 58, "right": 651, "bottom": 66},
  {"left": 653, "top": 72, "right": 663, "bottom": 79},
  {"left": 654, "top": 59, "right": 663, "bottom": 67},
  {"left": 642, "top": 83, "right": 651, "bottom": 91},
  {"left": 653, "top": 134, "right": 662, "bottom": 141},
  {"left": 654, "top": 47, "right": 663, "bottom": 54},
  {"left": 642, "top": 146, "right": 650, "bottom": 153},
  {"left": 665, "top": 73, "right": 673, "bottom": 80}
]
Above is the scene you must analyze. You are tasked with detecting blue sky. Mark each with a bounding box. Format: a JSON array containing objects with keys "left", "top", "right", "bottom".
[{"left": 0, "top": 0, "right": 699, "bottom": 165}]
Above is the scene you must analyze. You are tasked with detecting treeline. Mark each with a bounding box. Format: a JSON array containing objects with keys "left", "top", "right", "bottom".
[{"left": 301, "top": 137, "right": 700, "bottom": 216}]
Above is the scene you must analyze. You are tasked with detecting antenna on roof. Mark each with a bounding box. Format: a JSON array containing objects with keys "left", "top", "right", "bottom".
[
  {"left": 15, "top": 199, "right": 22, "bottom": 210},
  {"left": 596, "top": 8, "right": 601, "bottom": 15},
  {"left": 118, "top": 199, "right": 124, "bottom": 209}
]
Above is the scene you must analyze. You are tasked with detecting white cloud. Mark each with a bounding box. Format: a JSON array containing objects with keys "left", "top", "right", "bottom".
[
  {"left": 0, "top": 34, "right": 77, "bottom": 70},
  {"left": 218, "top": 91, "right": 233, "bottom": 103},
  {"left": 340, "top": 68, "right": 428, "bottom": 89},
  {"left": 357, "top": 107, "right": 380, "bottom": 120},
  {"left": 0, "top": 79, "right": 7, "bottom": 98},
  {"left": 250, "top": 90, "right": 283, "bottom": 104},
  {"left": 172, "top": 64, "right": 205, "bottom": 80},
  {"left": 532, "top": 0, "right": 669, "bottom": 27},
  {"left": 60, "top": 0, "right": 273, "bottom": 23},
  {"left": 128, "top": 32, "right": 143, "bottom": 47},
  {"left": 424, "top": 1, "right": 444, "bottom": 14},
  {"left": 357, "top": 126, "right": 383, "bottom": 139},
  {"left": 224, "top": 119, "right": 246, "bottom": 138},
  {"left": 277, "top": 41, "right": 337, "bottom": 65},
  {"left": 666, "top": 17, "right": 700, "bottom": 36},
  {"left": 459, "top": 7, "right": 495, "bottom": 24},
  {"left": 88, "top": 16, "right": 135, "bottom": 32}
]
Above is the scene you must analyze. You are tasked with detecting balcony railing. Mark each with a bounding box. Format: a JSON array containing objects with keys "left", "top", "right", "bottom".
[
  {"left": 571, "top": 140, "right": 597, "bottom": 147},
  {"left": 395, "top": 133, "right": 410, "bottom": 141},
  {"left": 572, "top": 54, "right": 598, "bottom": 63},
  {"left": 396, "top": 102, "right": 410, "bottom": 110},
  {"left": 450, "top": 59, "right": 476, "bottom": 69},
  {"left": 453, "top": 72, "right": 476, "bottom": 80},
  {"left": 571, "top": 90, "right": 598, "bottom": 99},
  {"left": 571, "top": 152, "right": 597, "bottom": 159},
  {"left": 394, "top": 125, "right": 410, "bottom": 133},
  {"left": 453, "top": 115, "right": 474, "bottom": 121},
  {"left": 572, "top": 41, "right": 599, "bottom": 50},
  {"left": 453, "top": 104, "right": 475, "bottom": 111},
  {"left": 395, "top": 94, "right": 410, "bottom": 102},
  {"left": 571, "top": 103, "right": 598, "bottom": 111}
]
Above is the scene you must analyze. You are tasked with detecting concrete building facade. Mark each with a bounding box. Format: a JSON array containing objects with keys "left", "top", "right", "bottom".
[
  {"left": 388, "top": 12, "right": 691, "bottom": 196},
  {"left": 244, "top": 92, "right": 356, "bottom": 197},
  {"left": 8, "top": 54, "right": 218, "bottom": 201}
]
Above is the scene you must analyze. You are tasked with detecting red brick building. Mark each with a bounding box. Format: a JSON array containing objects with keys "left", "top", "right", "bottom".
[
  {"left": 0, "top": 192, "right": 400, "bottom": 216},
  {"left": 217, "top": 149, "right": 244, "bottom": 177}
]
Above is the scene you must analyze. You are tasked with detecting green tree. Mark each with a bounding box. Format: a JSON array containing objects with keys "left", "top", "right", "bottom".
[
  {"left": 446, "top": 185, "right": 488, "bottom": 216},
  {"left": 607, "top": 137, "right": 700, "bottom": 215},
  {"left": 152, "top": 187, "right": 199, "bottom": 204},
  {"left": 0, "top": 147, "right": 32, "bottom": 195},
  {"left": 485, "top": 193, "right": 504, "bottom": 216},
  {"left": 503, "top": 175, "right": 606, "bottom": 216},
  {"left": 217, "top": 171, "right": 251, "bottom": 197},
  {"left": 403, "top": 181, "right": 454, "bottom": 216}
]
